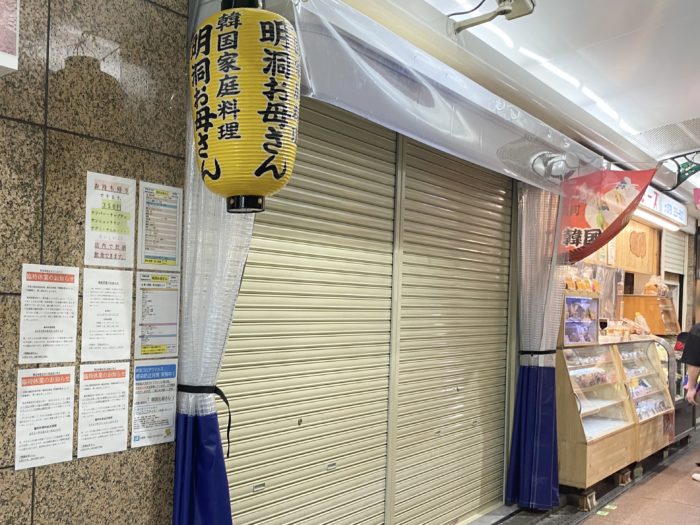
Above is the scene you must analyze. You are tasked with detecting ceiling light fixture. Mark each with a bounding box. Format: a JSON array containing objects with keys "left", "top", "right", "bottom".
[
  {"left": 452, "top": 0, "right": 535, "bottom": 34},
  {"left": 518, "top": 46, "right": 580, "bottom": 87},
  {"left": 633, "top": 208, "right": 680, "bottom": 232},
  {"left": 581, "top": 86, "right": 619, "bottom": 120},
  {"left": 483, "top": 22, "right": 514, "bottom": 48}
]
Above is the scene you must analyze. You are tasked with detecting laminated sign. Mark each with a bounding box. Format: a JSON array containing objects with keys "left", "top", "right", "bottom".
[{"left": 560, "top": 168, "right": 657, "bottom": 263}]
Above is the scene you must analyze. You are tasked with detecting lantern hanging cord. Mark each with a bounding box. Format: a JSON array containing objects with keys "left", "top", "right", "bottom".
[{"left": 222, "top": 0, "right": 262, "bottom": 9}]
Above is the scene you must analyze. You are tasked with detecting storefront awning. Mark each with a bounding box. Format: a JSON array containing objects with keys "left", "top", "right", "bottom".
[{"left": 263, "top": 0, "right": 608, "bottom": 192}]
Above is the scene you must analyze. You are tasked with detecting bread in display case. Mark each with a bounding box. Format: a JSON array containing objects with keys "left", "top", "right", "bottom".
[
  {"left": 557, "top": 344, "right": 636, "bottom": 489},
  {"left": 620, "top": 295, "right": 680, "bottom": 336}
]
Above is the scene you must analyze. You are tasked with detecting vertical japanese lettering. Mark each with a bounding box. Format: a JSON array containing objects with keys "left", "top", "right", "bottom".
[{"left": 215, "top": 12, "right": 243, "bottom": 143}]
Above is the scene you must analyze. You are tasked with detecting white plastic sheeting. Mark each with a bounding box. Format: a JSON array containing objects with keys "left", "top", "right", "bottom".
[
  {"left": 177, "top": 117, "right": 255, "bottom": 417},
  {"left": 189, "top": 0, "right": 606, "bottom": 192},
  {"left": 517, "top": 184, "right": 566, "bottom": 367},
  {"left": 270, "top": 0, "right": 605, "bottom": 192}
]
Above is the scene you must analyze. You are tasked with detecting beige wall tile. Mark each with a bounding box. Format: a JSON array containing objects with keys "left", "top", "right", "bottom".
[
  {"left": 0, "top": 119, "right": 43, "bottom": 294},
  {"left": 0, "top": 295, "right": 20, "bottom": 468},
  {"left": 151, "top": 0, "right": 189, "bottom": 16},
  {"left": 47, "top": 0, "right": 187, "bottom": 157},
  {"left": 34, "top": 444, "right": 175, "bottom": 525},
  {"left": 0, "top": 467, "right": 33, "bottom": 524},
  {"left": 0, "top": 0, "right": 48, "bottom": 124}
]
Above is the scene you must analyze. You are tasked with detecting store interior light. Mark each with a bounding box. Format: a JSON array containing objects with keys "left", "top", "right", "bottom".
[{"left": 633, "top": 208, "right": 680, "bottom": 232}]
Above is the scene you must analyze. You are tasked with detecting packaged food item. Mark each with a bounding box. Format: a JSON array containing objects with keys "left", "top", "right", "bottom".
[{"left": 633, "top": 313, "right": 651, "bottom": 335}]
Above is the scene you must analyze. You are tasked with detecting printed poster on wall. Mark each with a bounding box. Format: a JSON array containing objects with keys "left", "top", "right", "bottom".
[
  {"left": 131, "top": 359, "right": 177, "bottom": 447},
  {"left": 84, "top": 171, "right": 136, "bottom": 268},
  {"left": 137, "top": 182, "right": 183, "bottom": 272},
  {"left": 15, "top": 367, "right": 75, "bottom": 470},
  {"left": 135, "top": 272, "right": 180, "bottom": 359},
  {"left": 19, "top": 264, "right": 79, "bottom": 364},
  {"left": 77, "top": 362, "right": 130, "bottom": 458},
  {"left": 81, "top": 268, "right": 133, "bottom": 362}
]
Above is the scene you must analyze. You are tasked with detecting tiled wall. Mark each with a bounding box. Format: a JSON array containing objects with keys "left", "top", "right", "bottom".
[{"left": 0, "top": 0, "right": 187, "bottom": 523}]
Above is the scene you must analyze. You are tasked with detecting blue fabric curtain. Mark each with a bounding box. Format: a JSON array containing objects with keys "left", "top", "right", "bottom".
[
  {"left": 505, "top": 366, "right": 559, "bottom": 509},
  {"left": 174, "top": 414, "right": 233, "bottom": 525},
  {"left": 505, "top": 185, "right": 565, "bottom": 510}
]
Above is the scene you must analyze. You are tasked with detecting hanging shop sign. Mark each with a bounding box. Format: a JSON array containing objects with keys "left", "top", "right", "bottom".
[
  {"left": 189, "top": 4, "right": 301, "bottom": 213},
  {"left": 560, "top": 168, "right": 657, "bottom": 263},
  {"left": 0, "top": 0, "right": 19, "bottom": 76},
  {"left": 640, "top": 186, "right": 688, "bottom": 226}
]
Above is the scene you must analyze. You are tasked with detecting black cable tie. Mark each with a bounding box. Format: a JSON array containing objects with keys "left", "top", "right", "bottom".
[{"left": 178, "top": 384, "right": 232, "bottom": 458}]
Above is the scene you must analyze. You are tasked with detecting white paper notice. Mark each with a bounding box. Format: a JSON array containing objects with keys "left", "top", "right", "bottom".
[
  {"left": 135, "top": 273, "right": 180, "bottom": 359},
  {"left": 81, "top": 268, "right": 133, "bottom": 362},
  {"left": 137, "top": 182, "right": 183, "bottom": 272},
  {"left": 131, "top": 359, "right": 177, "bottom": 447},
  {"left": 84, "top": 171, "right": 136, "bottom": 268},
  {"left": 77, "top": 362, "right": 130, "bottom": 458},
  {"left": 15, "top": 367, "right": 75, "bottom": 470},
  {"left": 19, "top": 264, "right": 79, "bottom": 364}
]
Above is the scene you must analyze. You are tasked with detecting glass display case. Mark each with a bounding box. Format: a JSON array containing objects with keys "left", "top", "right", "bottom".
[
  {"left": 618, "top": 340, "right": 674, "bottom": 422},
  {"left": 557, "top": 343, "right": 637, "bottom": 489},
  {"left": 562, "top": 345, "right": 633, "bottom": 441}
]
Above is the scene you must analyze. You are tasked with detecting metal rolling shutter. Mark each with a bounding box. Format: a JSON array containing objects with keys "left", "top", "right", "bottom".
[
  {"left": 394, "top": 140, "right": 513, "bottom": 525},
  {"left": 662, "top": 229, "right": 687, "bottom": 275},
  {"left": 220, "top": 100, "right": 397, "bottom": 524}
]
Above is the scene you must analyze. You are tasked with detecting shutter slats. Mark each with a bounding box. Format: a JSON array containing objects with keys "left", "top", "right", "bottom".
[
  {"left": 662, "top": 230, "right": 687, "bottom": 275},
  {"left": 223, "top": 99, "right": 395, "bottom": 524},
  {"left": 396, "top": 140, "right": 511, "bottom": 524},
  {"left": 221, "top": 104, "right": 512, "bottom": 524}
]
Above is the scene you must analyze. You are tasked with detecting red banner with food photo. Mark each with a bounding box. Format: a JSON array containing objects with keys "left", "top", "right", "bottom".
[{"left": 561, "top": 168, "right": 657, "bottom": 263}]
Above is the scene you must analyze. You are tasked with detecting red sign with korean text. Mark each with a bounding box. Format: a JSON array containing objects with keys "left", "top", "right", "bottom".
[{"left": 561, "top": 168, "right": 657, "bottom": 263}]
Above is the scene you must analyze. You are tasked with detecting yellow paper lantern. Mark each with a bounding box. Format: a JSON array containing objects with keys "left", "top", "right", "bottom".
[{"left": 189, "top": 3, "right": 301, "bottom": 212}]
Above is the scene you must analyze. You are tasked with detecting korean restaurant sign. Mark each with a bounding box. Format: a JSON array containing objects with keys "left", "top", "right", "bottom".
[
  {"left": 640, "top": 186, "right": 688, "bottom": 226},
  {"left": 561, "top": 168, "right": 657, "bottom": 263},
  {"left": 189, "top": 7, "right": 301, "bottom": 210}
]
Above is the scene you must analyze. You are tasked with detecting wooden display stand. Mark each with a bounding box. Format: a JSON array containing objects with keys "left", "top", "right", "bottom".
[
  {"left": 557, "top": 340, "right": 675, "bottom": 489},
  {"left": 556, "top": 349, "right": 636, "bottom": 489},
  {"left": 621, "top": 295, "right": 680, "bottom": 336}
]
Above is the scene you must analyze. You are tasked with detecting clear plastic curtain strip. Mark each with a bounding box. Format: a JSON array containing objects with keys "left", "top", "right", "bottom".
[
  {"left": 173, "top": 105, "right": 255, "bottom": 525},
  {"left": 505, "top": 183, "right": 565, "bottom": 510},
  {"left": 259, "top": 0, "right": 605, "bottom": 193}
]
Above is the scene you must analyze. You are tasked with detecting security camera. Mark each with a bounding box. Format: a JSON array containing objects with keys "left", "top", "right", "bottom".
[{"left": 454, "top": 0, "right": 535, "bottom": 34}]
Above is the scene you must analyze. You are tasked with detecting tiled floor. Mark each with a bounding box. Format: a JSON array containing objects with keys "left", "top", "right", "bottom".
[{"left": 581, "top": 441, "right": 700, "bottom": 525}]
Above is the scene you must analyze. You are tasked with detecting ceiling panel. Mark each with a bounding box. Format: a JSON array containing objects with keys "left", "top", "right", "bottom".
[{"left": 425, "top": 0, "right": 700, "bottom": 162}]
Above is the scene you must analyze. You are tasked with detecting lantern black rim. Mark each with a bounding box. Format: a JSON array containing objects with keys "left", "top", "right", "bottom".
[{"left": 227, "top": 195, "right": 265, "bottom": 213}]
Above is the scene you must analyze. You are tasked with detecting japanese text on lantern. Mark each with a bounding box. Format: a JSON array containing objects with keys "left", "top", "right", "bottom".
[
  {"left": 191, "top": 21, "right": 220, "bottom": 182},
  {"left": 215, "top": 12, "right": 242, "bottom": 146},
  {"left": 257, "top": 19, "right": 298, "bottom": 181}
]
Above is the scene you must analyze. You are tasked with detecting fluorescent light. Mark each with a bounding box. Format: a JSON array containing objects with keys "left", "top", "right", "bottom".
[
  {"left": 518, "top": 46, "right": 580, "bottom": 87},
  {"left": 541, "top": 63, "right": 580, "bottom": 88},
  {"left": 518, "top": 46, "right": 547, "bottom": 63},
  {"left": 483, "top": 23, "right": 514, "bottom": 49},
  {"left": 581, "top": 86, "right": 619, "bottom": 120},
  {"left": 633, "top": 208, "right": 680, "bottom": 231}
]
